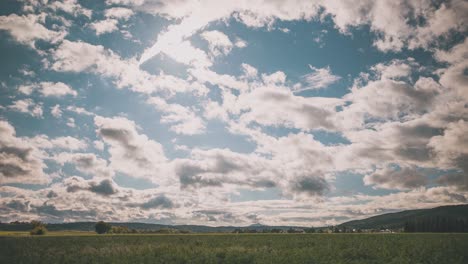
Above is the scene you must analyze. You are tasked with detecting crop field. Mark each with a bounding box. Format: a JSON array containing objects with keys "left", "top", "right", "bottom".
[{"left": 1, "top": 233, "right": 467, "bottom": 264}]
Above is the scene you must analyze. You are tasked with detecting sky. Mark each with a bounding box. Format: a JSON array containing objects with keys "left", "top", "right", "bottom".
[{"left": 0, "top": 0, "right": 467, "bottom": 227}]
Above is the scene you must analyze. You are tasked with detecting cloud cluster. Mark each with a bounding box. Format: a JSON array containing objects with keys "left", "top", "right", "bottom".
[
  {"left": 19, "top": 82, "right": 77, "bottom": 97},
  {"left": 94, "top": 116, "right": 168, "bottom": 182},
  {"left": 0, "top": 121, "right": 48, "bottom": 185},
  {"left": 0, "top": 13, "right": 65, "bottom": 48},
  {"left": 51, "top": 40, "right": 208, "bottom": 96}
]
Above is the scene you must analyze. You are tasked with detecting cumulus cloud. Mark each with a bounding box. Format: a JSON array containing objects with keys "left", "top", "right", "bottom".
[
  {"left": 435, "top": 38, "right": 468, "bottom": 101},
  {"left": 31, "top": 135, "right": 88, "bottom": 151},
  {"left": 90, "top": 19, "right": 119, "bottom": 35},
  {"left": 235, "top": 86, "right": 340, "bottom": 131},
  {"left": 19, "top": 82, "right": 77, "bottom": 97},
  {"left": 363, "top": 165, "right": 428, "bottom": 190},
  {"left": 296, "top": 65, "right": 341, "bottom": 91},
  {"left": 48, "top": 0, "right": 92, "bottom": 18},
  {"left": 94, "top": 116, "right": 168, "bottom": 182},
  {"left": 137, "top": 0, "right": 467, "bottom": 66},
  {"left": 0, "top": 120, "right": 48, "bottom": 185},
  {"left": 139, "top": 195, "right": 174, "bottom": 210},
  {"left": 338, "top": 63, "right": 443, "bottom": 129},
  {"left": 428, "top": 121, "right": 468, "bottom": 190},
  {"left": 0, "top": 13, "right": 66, "bottom": 48},
  {"left": 8, "top": 99, "right": 43, "bottom": 118},
  {"left": 147, "top": 97, "right": 206, "bottom": 135},
  {"left": 174, "top": 148, "right": 279, "bottom": 190},
  {"left": 290, "top": 176, "right": 329, "bottom": 196},
  {"left": 201, "top": 30, "right": 238, "bottom": 57},
  {"left": 64, "top": 177, "right": 118, "bottom": 196},
  {"left": 50, "top": 104, "right": 62, "bottom": 118},
  {"left": 138, "top": 0, "right": 321, "bottom": 64},
  {"left": 104, "top": 7, "right": 134, "bottom": 20},
  {"left": 55, "top": 152, "right": 114, "bottom": 178},
  {"left": 51, "top": 40, "right": 208, "bottom": 96}
]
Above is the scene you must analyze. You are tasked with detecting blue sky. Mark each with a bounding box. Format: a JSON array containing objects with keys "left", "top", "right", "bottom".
[{"left": 0, "top": 0, "right": 467, "bottom": 226}]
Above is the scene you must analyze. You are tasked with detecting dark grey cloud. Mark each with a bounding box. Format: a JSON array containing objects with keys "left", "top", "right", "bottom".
[
  {"left": 290, "top": 176, "right": 329, "bottom": 196},
  {"left": 437, "top": 155, "right": 468, "bottom": 190},
  {"left": 364, "top": 166, "right": 428, "bottom": 190},
  {"left": 5, "top": 200, "right": 29, "bottom": 211},
  {"left": 141, "top": 195, "right": 173, "bottom": 209},
  {"left": 139, "top": 195, "right": 174, "bottom": 210},
  {"left": 175, "top": 150, "right": 278, "bottom": 190},
  {"left": 0, "top": 163, "right": 31, "bottom": 178},
  {"left": 65, "top": 177, "right": 118, "bottom": 196},
  {"left": 46, "top": 190, "right": 58, "bottom": 198},
  {"left": 0, "top": 121, "right": 47, "bottom": 184},
  {"left": 89, "top": 179, "right": 118, "bottom": 196}
]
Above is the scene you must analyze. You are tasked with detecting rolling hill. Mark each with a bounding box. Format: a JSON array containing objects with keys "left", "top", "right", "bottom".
[{"left": 338, "top": 204, "right": 468, "bottom": 230}]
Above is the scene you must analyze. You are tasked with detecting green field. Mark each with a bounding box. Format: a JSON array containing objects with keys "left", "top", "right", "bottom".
[{"left": 1, "top": 233, "right": 467, "bottom": 264}]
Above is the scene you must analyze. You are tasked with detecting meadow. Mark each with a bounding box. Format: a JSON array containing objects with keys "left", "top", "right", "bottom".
[{"left": 1, "top": 233, "right": 467, "bottom": 264}]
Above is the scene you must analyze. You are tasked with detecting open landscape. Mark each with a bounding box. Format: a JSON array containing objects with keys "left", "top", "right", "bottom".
[
  {"left": 1, "top": 205, "right": 468, "bottom": 263},
  {"left": 2, "top": 233, "right": 468, "bottom": 264}
]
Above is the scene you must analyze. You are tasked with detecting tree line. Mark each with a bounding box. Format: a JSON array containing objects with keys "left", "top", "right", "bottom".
[{"left": 404, "top": 216, "right": 468, "bottom": 232}]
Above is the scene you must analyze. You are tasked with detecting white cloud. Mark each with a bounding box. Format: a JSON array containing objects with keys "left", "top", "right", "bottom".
[
  {"left": 93, "top": 140, "right": 105, "bottom": 151},
  {"left": 234, "top": 38, "right": 247, "bottom": 48},
  {"left": 138, "top": 0, "right": 321, "bottom": 65},
  {"left": 19, "top": 82, "right": 77, "bottom": 97},
  {"left": 435, "top": 38, "right": 468, "bottom": 101},
  {"left": 50, "top": 104, "right": 62, "bottom": 118},
  {"left": 43, "top": 82, "right": 77, "bottom": 97},
  {"left": 49, "top": 0, "right": 92, "bottom": 18},
  {"left": 31, "top": 135, "right": 88, "bottom": 151},
  {"left": 338, "top": 67, "right": 443, "bottom": 129},
  {"left": 262, "top": 71, "right": 287, "bottom": 85},
  {"left": 51, "top": 40, "right": 208, "bottom": 96},
  {"left": 55, "top": 152, "right": 114, "bottom": 178},
  {"left": 90, "top": 19, "right": 119, "bottom": 35},
  {"left": 136, "top": 0, "right": 468, "bottom": 65},
  {"left": 104, "top": 7, "right": 134, "bottom": 20},
  {"left": 147, "top": 97, "right": 206, "bottom": 135},
  {"left": 66, "top": 106, "right": 94, "bottom": 116},
  {"left": 188, "top": 68, "right": 248, "bottom": 91},
  {"left": 429, "top": 120, "right": 468, "bottom": 170},
  {"left": 0, "top": 13, "right": 65, "bottom": 48},
  {"left": 234, "top": 86, "right": 340, "bottom": 131},
  {"left": 296, "top": 65, "right": 340, "bottom": 91},
  {"left": 66, "top": 117, "right": 76, "bottom": 128},
  {"left": 200, "top": 30, "right": 234, "bottom": 57},
  {"left": 94, "top": 116, "right": 169, "bottom": 183},
  {"left": 8, "top": 99, "right": 43, "bottom": 118},
  {"left": 241, "top": 63, "right": 258, "bottom": 79}
]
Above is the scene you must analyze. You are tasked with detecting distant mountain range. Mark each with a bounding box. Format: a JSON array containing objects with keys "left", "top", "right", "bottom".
[
  {"left": 2, "top": 204, "right": 467, "bottom": 232},
  {"left": 338, "top": 204, "right": 468, "bottom": 230},
  {"left": 0, "top": 221, "right": 306, "bottom": 233}
]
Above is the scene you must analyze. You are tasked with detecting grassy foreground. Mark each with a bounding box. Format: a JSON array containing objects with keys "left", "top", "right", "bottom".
[{"left": 1, "top": 233, "right": 467, "bottom": 264}]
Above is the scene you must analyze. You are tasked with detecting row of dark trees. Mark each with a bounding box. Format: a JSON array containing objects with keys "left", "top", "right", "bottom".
[
  {"left": 30, "top": 221, "right": 47, "bottom": 235},
  {"left": 94, "top": 221, "right": 191, "bottom": 234},
  {"left": 404, "top": 216, "right": 468, "bottom": 232},
  {"left": 232, "top": 228, "right": 318, "bottom": 233}
]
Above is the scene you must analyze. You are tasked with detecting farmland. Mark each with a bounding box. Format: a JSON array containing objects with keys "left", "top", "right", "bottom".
[{"left": 1, "top": 233, "right": 468, "bottom": 264}]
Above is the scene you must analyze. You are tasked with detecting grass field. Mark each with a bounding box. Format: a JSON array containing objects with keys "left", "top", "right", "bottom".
[{"left": 1, "top": 233, "right": 467, "bottom": 264}]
